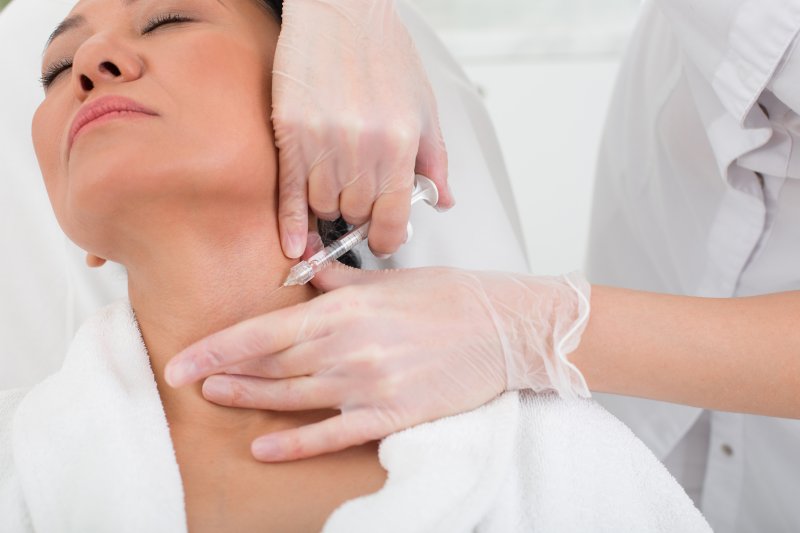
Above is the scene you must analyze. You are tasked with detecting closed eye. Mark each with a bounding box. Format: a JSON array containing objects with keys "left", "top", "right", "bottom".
[
  {"left": 40, "top": 58, "right": 73, "bottom": 90},
  {"left": 39, "top": 13, "right": 192, "bottom": 90},
  {"left": 142, "top": 13, "right": 193, "bottom": 34}
]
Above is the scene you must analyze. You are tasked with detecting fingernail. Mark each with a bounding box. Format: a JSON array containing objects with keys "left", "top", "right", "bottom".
[
  {"left": 435, "top": 199, "right": 454, "bottom": 213},
  {"left": 165, "top": 358, "right": 197, "bottom": 387},
  {"left": 284, "top": 232, "right": 303, "bottom": 259},
  {"left": 374, "top": 253, "right": 392, "bottom": 260},
  {"left": 435, "top": 183, "right": 455, "bottom": 213},
  {"left": 202, "top": 376, "right": 231, "bottom": 401},
  {"left": 252, "top": 438, "right": 281, "bottom": 461}
]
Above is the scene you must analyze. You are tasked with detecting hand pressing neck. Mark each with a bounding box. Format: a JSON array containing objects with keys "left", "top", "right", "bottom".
[{"left": 124, "top": 200, "right": 318, "bottom": 435}]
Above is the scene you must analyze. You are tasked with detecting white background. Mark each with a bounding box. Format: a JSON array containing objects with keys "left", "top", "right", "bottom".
[{"left": 408, "top": 0, "right": 641, "bottom": 274}]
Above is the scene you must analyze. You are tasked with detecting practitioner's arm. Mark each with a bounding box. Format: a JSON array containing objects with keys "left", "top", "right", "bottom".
[
  {"left": 570, "top": 287, "right": 800, "bottom": 419},
  {"left": 165, "top": 266, "right": 800, "bottom": 462},
  {"left": 271, "top": 0, "right": 453, "bottom": 259}
]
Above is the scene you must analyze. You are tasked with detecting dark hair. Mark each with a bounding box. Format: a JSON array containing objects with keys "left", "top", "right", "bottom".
[
  {"left": 259, "top": 0, "right": 283, "bottom": 19},
  {"left": 257, "top": 0, "right": 360, "bottom": 268}
]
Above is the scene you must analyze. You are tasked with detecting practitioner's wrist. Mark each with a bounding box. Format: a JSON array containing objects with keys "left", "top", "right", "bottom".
[{"left": 494, "top": 271, "right": 592, "bottom": 400}]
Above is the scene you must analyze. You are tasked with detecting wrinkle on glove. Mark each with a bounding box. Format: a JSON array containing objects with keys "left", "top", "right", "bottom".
[{"left": 472, "top": 272, "right": 591, "bottom": 400}]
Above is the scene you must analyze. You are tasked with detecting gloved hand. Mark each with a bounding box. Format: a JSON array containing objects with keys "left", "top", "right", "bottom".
[
  {"left": 165, "top": 265, "right": 591, "bottom": 462},
  {"left": 272, "top": 0, "right": 454, "bottom": 259}
]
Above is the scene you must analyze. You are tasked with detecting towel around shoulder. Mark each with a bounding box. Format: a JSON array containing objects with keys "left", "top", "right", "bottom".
[{"left": 0, "top": 301, "right": 711, "bottom": 532}]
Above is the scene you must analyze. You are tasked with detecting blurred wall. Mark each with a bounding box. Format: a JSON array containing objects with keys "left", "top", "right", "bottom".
[
  {"left": 409, "top": 0, "right": 639, "bottom": 274},
  {"left": 465, "top": 61, "right": 618, "bottom": 274}
]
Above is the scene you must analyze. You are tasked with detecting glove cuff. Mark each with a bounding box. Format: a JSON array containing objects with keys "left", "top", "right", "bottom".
[
  {"left": 500, "top": 271, "right": 592, "bottom": 400},
  {"left": 550, "top": 272, "right": 591, "bottom": 400}
]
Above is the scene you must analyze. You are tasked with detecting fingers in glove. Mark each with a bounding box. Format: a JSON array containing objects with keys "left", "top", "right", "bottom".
[
  {"left": 277, "top": 134, "right": 311, "bottom": 259},
  {"left": 250, "top": 410, "right": 388, "bottom": 462},
  {"left": 339, "top": 173, "right": 376, "bottom": 227},
  {"left": 221, "top": 337, "right": 336, "bottom": 379},
  {"left": 309, "top": 260, "right": 378, "bottom": 293},
  {"left": 166, "top": 303, "right": 316, "bottom": 387},
  {"left": 416, "top": 121, "right": 453, "bottom": 210},
  {"left": 202, "top": 374, "right": 342, "bottom": 411},
  {"left": 307, "top": 157, "right": 342, "bottom": 221},
  {"left": 367, "top": 185, "right": 412, "bottom": 257}
]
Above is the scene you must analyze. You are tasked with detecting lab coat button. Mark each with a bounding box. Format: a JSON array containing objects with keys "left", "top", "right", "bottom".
[{"left": 721, "top": 444, "right": 734, "bottom": 456}]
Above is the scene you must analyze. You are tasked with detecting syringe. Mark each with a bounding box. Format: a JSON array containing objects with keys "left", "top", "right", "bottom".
[{"left": 282, "top": 174, "right": 439, "bottom": 287}]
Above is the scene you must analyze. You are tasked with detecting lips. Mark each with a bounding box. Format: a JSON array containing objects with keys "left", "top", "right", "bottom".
[{"left": 68, "top": 95, "right": 158, "bottom": 149}]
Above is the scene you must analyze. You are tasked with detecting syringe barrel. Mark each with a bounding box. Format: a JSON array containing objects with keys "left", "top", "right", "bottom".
[{"left": 311, "top": 223, "right": 370, "bottom": 271}]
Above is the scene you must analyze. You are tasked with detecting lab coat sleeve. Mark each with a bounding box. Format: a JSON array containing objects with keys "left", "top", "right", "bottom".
[
  {"left": 767, "top": 35, "right": 800, "bottom": 114},
  {"left": 654, "top": 0, "right": 800, "bottom": 123}
]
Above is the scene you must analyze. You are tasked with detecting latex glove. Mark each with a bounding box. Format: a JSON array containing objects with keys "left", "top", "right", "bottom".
[
  {"left": 272, "top": 0, "right": 454, "bottom": 259},
  {"left": 165, "top": 266, "right": 591, "bottom": 462}
]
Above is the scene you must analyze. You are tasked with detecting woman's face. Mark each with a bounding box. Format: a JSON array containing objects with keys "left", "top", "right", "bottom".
[{"left": 32, "top": 0, "right": 280, "bottom": 262}]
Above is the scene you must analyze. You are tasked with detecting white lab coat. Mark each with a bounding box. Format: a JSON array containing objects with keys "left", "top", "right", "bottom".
[
  {"left": 588, "top": 1, "right": 800, "bottom": 531},
  {"left": 0, "top": 0, "right": 528, "bottom": 389}
]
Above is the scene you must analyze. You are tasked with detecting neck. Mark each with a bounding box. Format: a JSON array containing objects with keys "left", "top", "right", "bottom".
[{"left": 126, "top": 207, "right": 317, "bottom": 432}]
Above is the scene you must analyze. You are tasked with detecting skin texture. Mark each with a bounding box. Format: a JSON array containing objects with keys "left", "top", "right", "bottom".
[
  {"left": 33, "top": 0, "right": 386, "bottom": 530},
  {"left": 569, "top": 286, "right": 800, "bottom": 419}
]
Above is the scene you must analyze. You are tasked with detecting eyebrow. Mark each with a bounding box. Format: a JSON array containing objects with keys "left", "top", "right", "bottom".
[{"left": 43, "top": 0, "right": 187, "bottom": 53}]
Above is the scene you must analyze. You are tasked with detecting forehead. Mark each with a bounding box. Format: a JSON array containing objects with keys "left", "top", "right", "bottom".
[
  {"left": 44, "top": 0, "right": 276, "bottom": 53},
  {"left": 46, "top": 0, "right": 154, "bottom": 49},
  {"left": 59, "top": 0, "right": 233, "bottom": 22}
]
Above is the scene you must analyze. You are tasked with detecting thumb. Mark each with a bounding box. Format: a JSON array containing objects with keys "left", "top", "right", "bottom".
[{"left": 310, "top": 260, "right": 376, "bottom": 293}]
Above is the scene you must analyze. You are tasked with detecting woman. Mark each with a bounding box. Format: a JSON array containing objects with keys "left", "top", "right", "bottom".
[{"left": 0, "top": 0, "right": 709, "bottom": 531}]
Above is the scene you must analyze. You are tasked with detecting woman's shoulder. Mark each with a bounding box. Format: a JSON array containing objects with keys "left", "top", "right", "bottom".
[
  {"left": 0, "top": 387, "right": 31, "bottom": 474},
  {"left": 0, "top": 387, "right": 34, "bottom": 532},
  {"left": 0, "top": 387, "right": 28, "bottom": 436},
  {"left": 493, "top": 392, "right": 710, "bottom": 532},
  {"left": 0, "top": 300, "right": 136, "bottom": 527},
  {"left": 71, "top": 299, "right": 135, "bottom": 341},
  {"left": 0, "top": 301, "right": 133, "bottom": 429}
]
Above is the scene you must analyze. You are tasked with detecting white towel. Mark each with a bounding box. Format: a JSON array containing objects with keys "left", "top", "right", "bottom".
[
  {"left": 1, "top": 301, "right": 711, "bottom": 532},
  {"left": 3, "top": 302, "right": 186, "bottom": 533},
  {"left": 325, "top": 393, "right": 712, "bottom": 533}
]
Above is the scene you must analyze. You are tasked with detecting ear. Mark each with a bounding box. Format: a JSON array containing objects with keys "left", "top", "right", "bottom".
[{"left": 85, "top": 254, "right": 107, "bottom": 268}]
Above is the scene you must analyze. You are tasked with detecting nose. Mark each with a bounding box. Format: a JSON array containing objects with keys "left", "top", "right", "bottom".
[{"left": 72, "top": 33, "right": 144, "bottom": 100}]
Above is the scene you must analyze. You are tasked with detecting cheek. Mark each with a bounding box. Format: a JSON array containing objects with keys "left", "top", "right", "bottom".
[
  {"left": 160, "top": 34, "right": 278, "bottom": 184},
  {"left": 32, "top": 94, "right": 117, "bottom": 253},
  {"left": 32, "top": 98, "right": 69, "bottom": 222},
  {"left": 176, "top": 34, "right": 273, "bottom": 137}
]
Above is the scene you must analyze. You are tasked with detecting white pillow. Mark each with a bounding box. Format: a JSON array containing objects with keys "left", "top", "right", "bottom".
[
  {"left": 0, "top": 0, "right": 129, "bottom": 389},
  {"left": 0, "top": 0, "right": 528, "bottom": 388}
]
